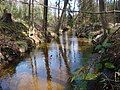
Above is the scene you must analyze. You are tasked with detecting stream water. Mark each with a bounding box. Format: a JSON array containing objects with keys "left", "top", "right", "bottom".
[{"left": 0, "top": 31, "right": 91, "bottom": 90}]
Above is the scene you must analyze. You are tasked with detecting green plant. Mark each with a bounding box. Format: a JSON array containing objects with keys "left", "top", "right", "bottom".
[{"left": 95, "top": 39, "right": 112, "bottom": 54}]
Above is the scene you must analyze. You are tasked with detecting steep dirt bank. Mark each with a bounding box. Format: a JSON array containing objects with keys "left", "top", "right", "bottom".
[{"left": 0, "top": 13, "right": 35, "bottom": 69}]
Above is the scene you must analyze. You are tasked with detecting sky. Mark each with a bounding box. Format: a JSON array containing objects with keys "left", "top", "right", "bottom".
[
  {"left": 48, "top": 0, "right": 79, "bottom": 15},
  {"left": 16, "top": 0, "right": 79, "bottom": 16},
  {"left": 49, "top": 0, "right": 79, "bottom": 10}
]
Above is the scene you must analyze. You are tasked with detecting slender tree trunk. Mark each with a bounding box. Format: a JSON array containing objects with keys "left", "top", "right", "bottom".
[
  {"left": 116, "top": 0, "right": 120, "bottom": 23},
  {"left": 95, "top": 0, "right": 109, "bottom": 45},
  {"left": 43, "top": 0, "right": 48, "bottom": 38},
  {"left": 58, "top": 0, "right": 60, "bottom": 20},
  {"left": 54, "top": 7, "right": 57, "bottom": 21},
  {"left": 28, "top": 0, "right": 31, "bottom": 28},
  {"left": 55, "top": 0, "right": 69, "bottom": 35},
  {"left": 99, "top": 0, "right": 108, "bottom": 36},
  {"left": 31, "top": 0, "right": 34, "bottom": 30},
  {"left": 23, "top": 0, "right": 27, "bottom": 19}
]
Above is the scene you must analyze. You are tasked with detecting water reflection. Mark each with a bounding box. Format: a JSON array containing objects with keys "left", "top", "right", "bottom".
[
  {"left": 58, "top": 32, "right": 74, "bottom": 89},
  {"left": 58, "top": 32, "right": 71, "bottom": 76},
  {"left": 43, "top": 45, "right": 52, "bottom": 81},
  {"left": 43, "top": 45, "right": 52, "bottom": 90},
  {"left": 0, "top": 31, "right": 88, "bottom": 90}
]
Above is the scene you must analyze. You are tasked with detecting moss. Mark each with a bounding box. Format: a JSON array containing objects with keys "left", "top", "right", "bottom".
[{"left": 0, "top": 20, "right": 34, "bottom": 65}]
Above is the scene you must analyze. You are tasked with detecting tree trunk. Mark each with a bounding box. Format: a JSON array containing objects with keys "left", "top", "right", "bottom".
[
  {"left": 99, "top": 0, "right": 108, "bottom": 36},
  {"left": 43, "top": 0, "right": 48, "bottom": 38},
  {"left": 28, "top": 0, "right": 31, "bottom": 27},
  {"left": 58, "top": 0, "right": 60, "bottom": 20},
  {"left": 31, "top": 0, "right": 34, "bottom": 30},
  {"left": 23, "top": 0, "right": 27, "bottom": 20},
  {"left": 92, "top": 0, "right": 108, "bottom": 45},
  {"left": 55, "top": 0, "right": 69, "bottom": 35},
  {"left": 116, "top": 0, "right": 120, "bottom": 23}
]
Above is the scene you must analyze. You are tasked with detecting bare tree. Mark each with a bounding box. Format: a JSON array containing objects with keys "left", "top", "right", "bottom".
[
  {"left": 99, "top": 0, "right": 108, "bottom": 36},
  {"left": 28, "top": 0, "right": 31, "bottom": 27},
  {"left": 58, "top": 0, "right": 60, "bottom": 20},
  {"left": 55, "top": 0, "right": 69, "bottom": 35},
  {"left": 31, "top": 0, "right": 34, "bottom": 30},
  {"left": 43, "top": 0, "right": 48, "bottom": 35},
  {"left": 116, "top": 0, "right": 120, "bottom": 23}
]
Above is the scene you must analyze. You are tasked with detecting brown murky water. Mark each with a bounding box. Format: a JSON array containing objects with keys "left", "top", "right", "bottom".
[{"left": 0, "top": 32, "right": 91, "bottom": 90}]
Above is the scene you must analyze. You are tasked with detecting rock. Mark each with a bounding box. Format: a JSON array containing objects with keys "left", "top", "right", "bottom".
[{"left": 0, "top": 52, "right": 4, "bottom": 61}]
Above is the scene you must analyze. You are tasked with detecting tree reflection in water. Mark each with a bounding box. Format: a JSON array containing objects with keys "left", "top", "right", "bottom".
[
  {"left": 29, "top": 53, "right": 40, "bottom": 90},
  {"left": 57, "top": 32, "right": 73, "bottom": 89},
  {"left": 0, "top": 30, "right": 85, "bottom": 90},
  {"left": 43, "top": 44, "right": 52, "bottom": 90}
]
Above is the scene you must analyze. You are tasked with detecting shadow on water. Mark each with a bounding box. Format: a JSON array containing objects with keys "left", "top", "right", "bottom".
[{"left": 0, "top": 30, "right": 92, "bottom": 90}]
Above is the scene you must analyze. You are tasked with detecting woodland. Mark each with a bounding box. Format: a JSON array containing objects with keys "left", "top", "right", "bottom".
[{"left": 0, "top": 0, "right": 120, "bottom": 90}]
